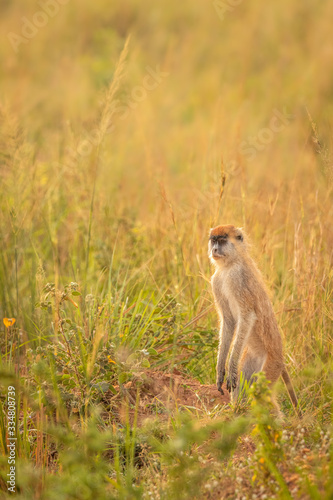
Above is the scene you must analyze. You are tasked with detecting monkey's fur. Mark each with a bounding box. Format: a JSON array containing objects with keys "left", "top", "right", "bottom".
[{"left": 208, "top": 224, "right": 299, "bottom": 415}]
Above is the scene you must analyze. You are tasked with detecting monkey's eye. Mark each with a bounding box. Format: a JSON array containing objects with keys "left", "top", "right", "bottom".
[
  {"left": 210, "top": 234, "right": 227, "bottom": 243},
  {"left": 236, "top": 234, "right": 243, "bottom": 241}
]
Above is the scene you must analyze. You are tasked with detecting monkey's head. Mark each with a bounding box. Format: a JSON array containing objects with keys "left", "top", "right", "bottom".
[{"left": 208, "top": 225, "right": 245, "bottom": 266}]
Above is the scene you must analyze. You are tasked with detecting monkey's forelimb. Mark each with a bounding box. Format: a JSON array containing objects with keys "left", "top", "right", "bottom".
[{"left": 216, "top": 302, "right": 235, "bottom": 395}]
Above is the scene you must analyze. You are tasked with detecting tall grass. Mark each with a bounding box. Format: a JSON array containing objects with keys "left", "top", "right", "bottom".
[{"left": 0, "top": 0, "right": 333, "bottom": 498}]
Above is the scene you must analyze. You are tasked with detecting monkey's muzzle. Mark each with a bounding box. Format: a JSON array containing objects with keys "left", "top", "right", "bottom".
[{"left": 212, "top": 250, "right": 224, "bottom": 259}]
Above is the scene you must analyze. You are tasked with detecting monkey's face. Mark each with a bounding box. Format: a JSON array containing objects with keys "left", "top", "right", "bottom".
[{"left": 208, "top": 225, "right": 244, "bottom": 265}]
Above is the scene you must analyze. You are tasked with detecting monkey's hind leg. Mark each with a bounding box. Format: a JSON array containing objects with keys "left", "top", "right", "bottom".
[
  {"left": 231, "top": 349, "right": 265, "bottom": 404},
  {"left": 262, "top": 357, "right": 285, "bottom": 419}
]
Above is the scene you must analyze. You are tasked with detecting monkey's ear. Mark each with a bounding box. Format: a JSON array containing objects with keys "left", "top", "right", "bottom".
[{"left": 235, "top": 228, "right": 244, "bottom": 241}]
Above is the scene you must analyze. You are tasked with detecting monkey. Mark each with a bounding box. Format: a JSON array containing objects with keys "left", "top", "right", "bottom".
[{"left": 208, "top": 224, "right": 300, "bottom": 416}]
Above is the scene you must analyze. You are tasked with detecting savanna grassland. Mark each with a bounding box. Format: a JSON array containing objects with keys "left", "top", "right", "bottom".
[{"left": 0, "top": 0, "right": 333, "bottom": 498}]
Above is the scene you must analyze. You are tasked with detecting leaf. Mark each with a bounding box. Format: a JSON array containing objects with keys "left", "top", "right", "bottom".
[
  {"left": 126, "top": 353, "right": 139, "bottom": 364},
  {"left": 142, "top": 359, "right": 150, "bottom": 368},
  {"left": 118, "top": 372, "right": 132, "bottom": 384},
  {"left": 147, "top": 348, "right": 158, "bottom": 356},
  {"left": 3, "top": 318, "right": 16, "bottom": 327},
  {"left": 72, "top": 291, "right": 81, "bottom": 296},
  {"left": 109, "top": 385, "right": 117, "bottom": 395},
  {"left": 92, "top": 382, "right": 110, "bottom": 393}
]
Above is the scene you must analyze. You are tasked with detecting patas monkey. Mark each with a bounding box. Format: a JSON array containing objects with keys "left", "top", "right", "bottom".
[{"left": 208, "top": 224, "right": 299, "bottom": 414}]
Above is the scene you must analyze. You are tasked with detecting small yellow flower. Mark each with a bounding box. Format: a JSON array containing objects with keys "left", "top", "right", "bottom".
[
  {"left": 259, "top": 457, "right": 265, "bottom": 464},
  {"left": 107, "top": 356, "right": 116, "bottom": 364},
  {"left": 3, "top": 318, "right": 16, "bottom": 327}
]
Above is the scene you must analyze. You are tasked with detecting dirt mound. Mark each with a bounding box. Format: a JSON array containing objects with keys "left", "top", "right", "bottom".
[{"left": 112, "top": 371, "right": 230, "bottom": 425}]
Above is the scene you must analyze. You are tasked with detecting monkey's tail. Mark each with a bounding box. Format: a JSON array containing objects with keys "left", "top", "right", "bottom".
[{"left": 281, "top": 368, "right": 302, "bottom": 418}]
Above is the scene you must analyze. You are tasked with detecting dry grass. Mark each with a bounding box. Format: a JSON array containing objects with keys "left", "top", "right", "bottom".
[{"left": 0, "top": 0, "right": 333, "bottom": 498}]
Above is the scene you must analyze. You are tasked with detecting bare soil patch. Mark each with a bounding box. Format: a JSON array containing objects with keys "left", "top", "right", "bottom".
[{"left": 111, "top": 370, "right": 230, "bottom": 425}]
